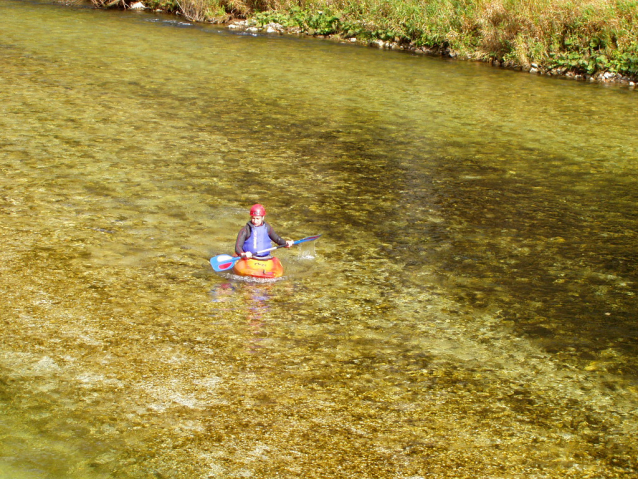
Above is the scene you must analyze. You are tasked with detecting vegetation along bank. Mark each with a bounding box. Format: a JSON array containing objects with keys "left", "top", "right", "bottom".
[{"left": 89, "top": 0, "right": 638, "bottom": 85}]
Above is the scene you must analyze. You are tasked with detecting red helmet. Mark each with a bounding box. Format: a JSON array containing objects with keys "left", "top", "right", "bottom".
[{"left": 249, "top": 204, "right": 266, "bottom": 216}]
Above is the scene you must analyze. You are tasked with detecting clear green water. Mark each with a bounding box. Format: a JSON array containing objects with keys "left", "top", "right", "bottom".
[{"left": 1, "top": 0, "right": 637, "bottom": 477}]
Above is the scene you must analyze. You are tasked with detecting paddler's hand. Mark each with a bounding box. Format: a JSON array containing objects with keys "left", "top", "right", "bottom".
[
  {"left": 242, "top": 251, "right": 253, "bottom": 259},
  {"left": 285, "top": 240, "right": 293, "bottom": 248}
]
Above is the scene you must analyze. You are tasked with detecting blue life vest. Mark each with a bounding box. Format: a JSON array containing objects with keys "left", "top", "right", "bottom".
[{"left": 243, "top": 223, "right": 272, "bottom": 257}]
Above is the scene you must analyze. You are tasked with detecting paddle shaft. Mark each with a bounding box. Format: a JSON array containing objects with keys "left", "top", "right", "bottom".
[
  {"left": 246, "top": 234, "right": 321, "bottom": 257},
  {"left": 210, "top": 235, "right": 321, "bottom": 272}
]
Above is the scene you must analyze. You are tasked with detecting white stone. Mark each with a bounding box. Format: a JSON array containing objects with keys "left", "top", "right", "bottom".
[
  {"left": 265, "top": 23, "right": 283, "bottom": 33},
  {"left": 129, "top": 2, "right": 145, "bottom": 9}
]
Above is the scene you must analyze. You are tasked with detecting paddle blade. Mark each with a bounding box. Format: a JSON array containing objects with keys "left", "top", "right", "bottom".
[
  {"left": 292, "top": 234, "right": 322, "bottom": 246},
  {"left": 210, "top": 254, "right": 239, "bottom": 272}
]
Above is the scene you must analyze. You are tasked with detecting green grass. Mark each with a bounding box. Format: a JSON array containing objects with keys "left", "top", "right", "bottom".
[{"left": 91, "top": 0, "right": 638, "bottom": 79}]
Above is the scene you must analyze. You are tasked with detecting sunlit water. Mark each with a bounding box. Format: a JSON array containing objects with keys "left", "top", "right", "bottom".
[{"left": 1, "top": 0, "right": 637, "bottom": 477}]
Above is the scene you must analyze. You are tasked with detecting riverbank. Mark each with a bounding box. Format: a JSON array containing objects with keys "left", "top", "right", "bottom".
[{"left": 88, "top": 0, "right": 638, "bottom": 86}]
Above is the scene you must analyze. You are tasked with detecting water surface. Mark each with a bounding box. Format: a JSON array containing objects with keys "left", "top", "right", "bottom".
[{"left": 1, "top": 1, "right": 637, "bottom": 477}]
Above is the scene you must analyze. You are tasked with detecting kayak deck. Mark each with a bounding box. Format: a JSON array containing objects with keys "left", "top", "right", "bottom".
[{"left": 232, "top": 257, "right": 284, "bottom": 278}]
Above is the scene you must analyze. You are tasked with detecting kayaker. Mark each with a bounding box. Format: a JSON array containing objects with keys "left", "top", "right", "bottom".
[{"left": 235, "top": 204, "right": 293, "bottom": 259}]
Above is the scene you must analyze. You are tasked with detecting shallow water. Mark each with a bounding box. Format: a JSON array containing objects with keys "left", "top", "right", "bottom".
[{"left": 1, "top": 0, "right": 637, "bottom": 477}]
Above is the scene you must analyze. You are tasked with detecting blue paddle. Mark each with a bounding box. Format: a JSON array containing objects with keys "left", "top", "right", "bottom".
[{"left": 210, "top": 235, "right": 322, "bottom": 272}]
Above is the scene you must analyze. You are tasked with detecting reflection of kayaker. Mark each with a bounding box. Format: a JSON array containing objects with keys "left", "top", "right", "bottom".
[{"left": 233, "top": 204, "right": 292, "bottom": 278}]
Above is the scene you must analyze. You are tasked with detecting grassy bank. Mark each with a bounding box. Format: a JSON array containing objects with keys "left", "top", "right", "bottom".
[{"left": 91, "top": 0, "right": 638, "bottom": 82}]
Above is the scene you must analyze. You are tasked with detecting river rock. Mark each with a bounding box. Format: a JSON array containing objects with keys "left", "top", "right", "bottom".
[
  {"left": 265, "top": 23, "right": 283, "bottom": 33},
  {"left": 228, "top": 20, "right": 248, "bottom": 29},
  {"left": 129, "top": 2, "right": 145, "bottom": 9}
]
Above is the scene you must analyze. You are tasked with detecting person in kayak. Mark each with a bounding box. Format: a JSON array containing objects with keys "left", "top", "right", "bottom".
[{"left": 235, "top": 204, "right": 293, "bottom": 259}]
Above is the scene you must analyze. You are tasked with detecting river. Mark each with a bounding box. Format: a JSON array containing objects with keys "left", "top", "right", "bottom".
[{"left": 1, "top": 0, "right": 637, "bottom": 477}]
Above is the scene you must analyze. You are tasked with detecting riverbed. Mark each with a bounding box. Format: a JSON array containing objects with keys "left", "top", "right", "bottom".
[{"left": 1, "top": 1, "right": 637, "bottom": 477}]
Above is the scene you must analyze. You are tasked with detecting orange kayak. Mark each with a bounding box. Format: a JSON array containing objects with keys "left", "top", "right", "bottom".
[{"left": 232, "top": 257, "right": 284, "bottom": 278}]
